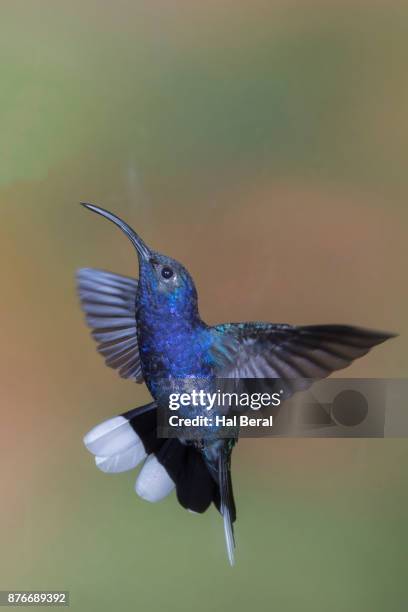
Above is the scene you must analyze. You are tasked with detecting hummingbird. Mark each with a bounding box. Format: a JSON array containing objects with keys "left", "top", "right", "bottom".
[{"left": 77, "top": 203, "right": 395, "bottom": 565}]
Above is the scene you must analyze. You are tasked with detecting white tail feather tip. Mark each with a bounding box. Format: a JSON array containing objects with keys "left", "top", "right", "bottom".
[
  {"left": 135, "top": 455, "right": 175, "bottom": 502},
  {"left": 95, "top": 444, "right": 146, "bottom": 473},
  {"left": 84, "top": 416, "right": 141, "bottom": 456}
]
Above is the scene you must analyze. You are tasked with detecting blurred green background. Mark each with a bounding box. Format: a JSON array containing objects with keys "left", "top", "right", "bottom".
[{"left": 1, "top": 1, "right": 407, "bottom": 610}]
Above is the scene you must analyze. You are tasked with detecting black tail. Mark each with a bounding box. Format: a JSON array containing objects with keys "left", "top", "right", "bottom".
[
  {"left": 124, "top": 404, "right": 236, "bottom": 521},
  {"left": 84, "top": 402, "right": 238, "bottom": 563}
]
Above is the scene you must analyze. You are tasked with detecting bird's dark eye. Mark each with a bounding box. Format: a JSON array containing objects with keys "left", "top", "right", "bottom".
[{"left": 161, "top": 266, "right": 173, "bottom": 279}]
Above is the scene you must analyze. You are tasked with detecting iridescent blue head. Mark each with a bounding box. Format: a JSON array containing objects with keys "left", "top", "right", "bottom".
[{"left": 81, "top": 203, "right": 199, "bottom": 321}]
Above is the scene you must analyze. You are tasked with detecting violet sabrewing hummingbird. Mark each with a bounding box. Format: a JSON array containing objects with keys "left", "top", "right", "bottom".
[{"left": 77, "top": 203, "right": 396, "bottom": 565}]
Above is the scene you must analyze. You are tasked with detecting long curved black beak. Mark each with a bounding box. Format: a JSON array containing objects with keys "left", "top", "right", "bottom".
[{"left": 80, "top": 202, "right": 151, "bottom": 261}]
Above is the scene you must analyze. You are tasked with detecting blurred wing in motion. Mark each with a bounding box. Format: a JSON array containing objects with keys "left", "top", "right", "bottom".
[{"left": 76, "top": 268, "right": 143, "bottom": 382}]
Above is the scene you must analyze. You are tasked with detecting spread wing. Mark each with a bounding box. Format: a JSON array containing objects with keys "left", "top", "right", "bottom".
[
  {"left": 210, "top": 322, "right": 395, "bottom": 396},
  {"left": 76, "top": 268, "right": 143, "bottom": 382}
]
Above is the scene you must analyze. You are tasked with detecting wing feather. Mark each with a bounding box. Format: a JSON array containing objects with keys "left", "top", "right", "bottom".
[
  {"left": 77, "top": 268, "right": 143, "bottom": 383},
  {"left": 211, "top": 322, "right": 396, "bottom": 397}
]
